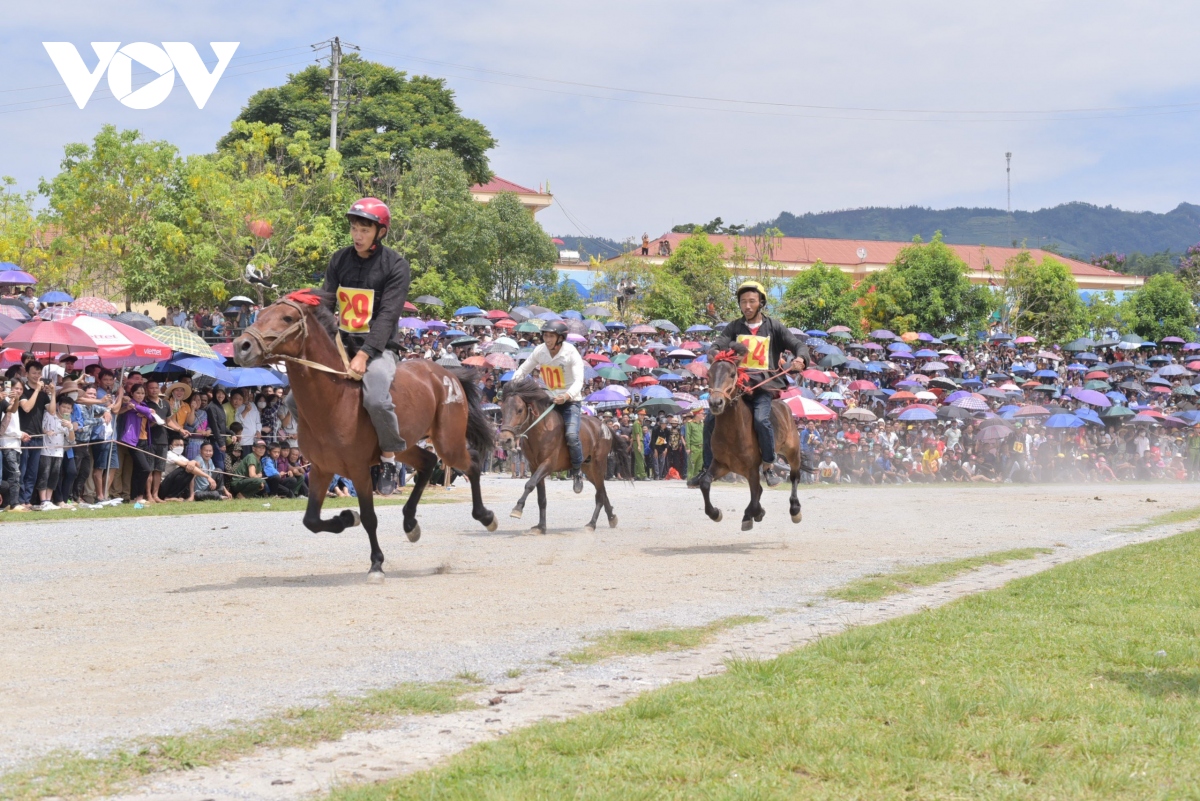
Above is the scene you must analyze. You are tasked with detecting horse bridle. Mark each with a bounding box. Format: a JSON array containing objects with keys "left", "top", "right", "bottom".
[
  {"left": 241, "top": 298, "right": 357, "bottom": 379},
  {"left": 499, "top": 399, "right": 557, "bottom": 441}
]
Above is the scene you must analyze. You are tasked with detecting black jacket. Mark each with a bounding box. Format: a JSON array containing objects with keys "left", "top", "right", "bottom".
[
  {"left": 713, "top": 314, "right": 809, "bottom": 392},
  {"left": 321, "top": 244, "right": 412, "bottom": 358}
]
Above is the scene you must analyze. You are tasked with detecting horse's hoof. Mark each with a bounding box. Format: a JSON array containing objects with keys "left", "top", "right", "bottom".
[
  {"left": 708, "top": 509, "right": 723, "bottom": 523},
  {"left": 342, "top": 509, "right": 360, "bottom": 527},
  {"left": 608, "top": 515, "right": 618, "bottom": 529},
  {"left": 485, "top": 515, "right": 498, "bottom": 532},
  {"left": 754, "top": 511, "right": 765, "bottom": 523},
  {"left": 510, "top": 507, "right": 523, "bottom": 519},
  {"left": 584, "top": 524, "right": 596, "bottom": 534},
  {"left": 406, "top": 523, "right": 421, "bottom": 543},
  {"left": 366, "top": 570, "right": 385, "bottom": 584},
  {"left": 791, "top": 511, "right": 802, "bottom": 524},
  {"left": 528, "top": 526, "right": 545, "bottom": 536},
  {"left": 741, "top": 519, "right": 753, "bottom": 532}
]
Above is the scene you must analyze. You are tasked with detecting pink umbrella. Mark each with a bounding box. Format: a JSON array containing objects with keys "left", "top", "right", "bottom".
[
  {"left": 847, "top": 379, "right": 877, "bottom": 391},
  {"left": 625, "top": 354, "right": 658, "bottom": 369},
  {"left": 1014, "top": 336, "right": 1037, "bottom": 344},
  {"left": 630, "top": 325, "right": 656, "bottom": 335},
  {"left": 212, "top": 342, "right": 235, "bottom": 358},
  {"left": 486, "top": 353, "right": 517, "bottom": 370},
  {"left": 3, "top": 320, "right": 98, "bottom": 356},
  {"left": 783, "top": 395, "right": 836, "bottom": 420},
  {"left": 66, "top": 316, "right": 172, "bottom": 366},
  {"left": 70, "top": 296, "right": 120, "bottom": 315}
]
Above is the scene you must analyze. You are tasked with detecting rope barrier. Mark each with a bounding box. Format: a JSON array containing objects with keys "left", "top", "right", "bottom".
[{"left": 0, "top": 436, "right": 293, "bottom": 480}]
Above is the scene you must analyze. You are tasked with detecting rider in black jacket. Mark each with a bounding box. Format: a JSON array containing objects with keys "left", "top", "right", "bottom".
[
  {"left": 688, "top": 280, "right": 809, "bottom": 488},
  {"left": 320, "top": 197, "right": 412, "bottom": 494}
]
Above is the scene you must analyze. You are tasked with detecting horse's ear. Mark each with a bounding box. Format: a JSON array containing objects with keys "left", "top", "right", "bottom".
[{"left": 730, "top": 342, "right": 749, "bottom": 357}]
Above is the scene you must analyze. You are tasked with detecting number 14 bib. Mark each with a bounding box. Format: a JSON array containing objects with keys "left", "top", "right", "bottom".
[
  {"left": 336, "top": 286, "right": 375, "bottom": 334},
  {"left": 736, "top": 334, "right": 770, "bottom": 370}
]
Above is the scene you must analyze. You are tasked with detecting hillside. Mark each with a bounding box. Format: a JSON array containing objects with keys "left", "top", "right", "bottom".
[{"left": 762, "top": 202, "right": 1200, "bottom": 260}]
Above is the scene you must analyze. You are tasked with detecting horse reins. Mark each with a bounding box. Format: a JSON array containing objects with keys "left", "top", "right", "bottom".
[
  {"left": 499, "top": 402, "right": 557, "bottom": 441},
  {"left": 241, "top": 297, "right": 361, "bottom": 381}
]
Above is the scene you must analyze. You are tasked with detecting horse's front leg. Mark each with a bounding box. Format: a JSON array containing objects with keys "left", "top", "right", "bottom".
[
  {"left": 465, "top": 448, "right": 497, "bottom": 532},
  {"left": 511, "top": 458, "right": 551, "bottom": 519},
  {"left": 401, "top": 449, "right": 437, "bottom": 542},
  {"left": 699, "top": 462, "right": 724, "bottom": 523},
  {"left": 533, "top": 478, "right": 548, "bottom": 535},
  {"left": 302, "top": 466, "right": 363, "bottom": 534},
  {"left": 743, "top": 473, "right": 764, "bottom": 531},
  {"left": 348, "top": 464, "right": 384, "bottom": 581},
  {"left": 788, "top": 461, "right": 803, "bottom": 524}
]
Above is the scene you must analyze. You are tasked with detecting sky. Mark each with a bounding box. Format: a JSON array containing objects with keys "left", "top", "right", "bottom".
[{"left": 3, "top": 1, "right": 1200, "bottom": 242}]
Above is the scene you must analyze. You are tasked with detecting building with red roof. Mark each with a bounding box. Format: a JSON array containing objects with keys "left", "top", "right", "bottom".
[
  {"left": 610, "top": 232, "right": 1143, "bottom": 291},
  {"left": 470, "top": 177, "right": 552, "bottom": 216}
]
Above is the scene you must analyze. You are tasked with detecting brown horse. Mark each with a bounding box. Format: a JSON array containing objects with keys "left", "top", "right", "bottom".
[
  {"left": 233, "top": 290, "right": 497, "bottom": 580},
  {"left": 695, "top": 343, "right": 807, "bottom": 531},
  {"left": 497, "top": 379, "right": 617, "bottom": 534}
]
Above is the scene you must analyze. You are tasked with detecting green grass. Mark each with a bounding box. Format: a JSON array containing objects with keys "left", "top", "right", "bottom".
[
  {"left": 1117, "top": 503, "right": 1200, "bottom": 533},
  {"left": 329, "top": 529, "right": 1200, "bottom": 800},
  {"left": 828, "top": 547, "right": 1055, "bottom": 603},
  {"left": 564, "top": 616, "right": 766, "bottom": 665},
  {"left": 0, "top": 489, "right": 460, "bottom": 523},
  {"left": 0, "top": 681, "right": 479, "bottom": 801}
]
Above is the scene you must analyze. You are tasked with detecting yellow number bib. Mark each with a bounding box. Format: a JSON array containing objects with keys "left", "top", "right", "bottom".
[
  {"left": 540, "top": 365, "right": 566, "bottom": 390},
  {"left": 1012, "top": 441, "right": 1025, "bottom": 453},
  {"left": 336, "top": 286, "right": 375, "bottom": 334},
  {"left": 736, "top": 334, "right": 770, "bottom": 370}
]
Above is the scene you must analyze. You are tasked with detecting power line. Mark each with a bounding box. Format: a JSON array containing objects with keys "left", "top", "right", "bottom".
[{"left": 358, "top": 46, "right": 1200, "bottom": 118}]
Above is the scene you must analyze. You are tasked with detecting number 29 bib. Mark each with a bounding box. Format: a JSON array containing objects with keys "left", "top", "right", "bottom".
[
  {"left": 735, "top": 334, "right": 770, "bottom": 370},
  {"left": 336, "top": 286, "right": 375, "bottom": 334}
]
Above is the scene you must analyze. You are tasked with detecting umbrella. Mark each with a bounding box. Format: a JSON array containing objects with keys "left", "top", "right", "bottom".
[
  {"left": 842, "top": 407, "right": 878, "bottom": 422},
  {"left": 217, "top": 366, "right": 285, "bottom": 388},
  {"left": 640, "top": 385, "right": 673, "bottom": 399},
  {"left": 38, "top": 291, "right": 73, "bottom": 304},
  {"left": 114, "top": 311, "right": 156, "bottom": 330},
  {"left": 39, "top": 306, "right": 81, "bottom": 321},
  {"left": 397, "top": 317, "right": 429, "bottom": 330},
  {"left": 436, "top": 355, "right": 461, "bottom": 367},
  {"left": 461, "top": 355, "right": 488, "bottom": 367},
  {"left": 144, "top": 326, "right": 218, "bottom": 359},
  {"left": 1014, "top": 405, "right": 1050, "bottom": 417},
  {"left": 685, "top": 324, "right": 713, "bottom": 333},
  {"left": 950, "top": 395, "right": 989, "bottom": 410},
  {"left": 920, "top": 361, "right": 949, "bottom": 372},
  {"left": 685, "top": 362, "right": 708, "bottom": 379},
  {"left": 67, "top": 316, "right": 173, "bottom": 366},
  {"left": 4, "top": 320, "right": 98, "bottom": 355},
  {"left": 454, "top": 305, "right": 484, "bottom": 317},
  {"left": 1070, "top": 388, "right": 1112, "bottom": 407},
  {"left": 463, "top": 317, "right": 494, "bottom": 327},
  {"left": 0, "top": 303, "right": 30, "bottom": 321},
  {"left": 69, "top": 296, "right": 119, "bottom": 315},
  {"left": 801, "top": 368, "right": 832, "bottom": 384},
  {"left": 870, "top": 329, "right": 895, "bottom": 340},
  {"left": 596, "top": 366, "right": 630, "bottom": 381},
  {"left": 977, "top": 425, "right": 1013, "bottom": 441},
  {"left": 485, "top": 353, "right": 517, "bottom": 370},
  {"left": 638, "top": 398, "right": 683, "bottom": 415},
  {"left": 783, "top": 396, "right": 837, "bottom": 420},
  {"left": 1074, "top": 407, "right": 1104, "bottom": 426},
  {"left": 0, "top": 267, "right": 36, "bottom": 284},
  {"left": 626, "top": 354, "right": 658, "bottom": 369},
  {"left": 485, "top": 309, "right": 511, "bottom": 320},
  {"left": 897, "top": 407, "right": 938, "bottom": 421},
  {"left": 650, "top": 319, "right": 680, "bottom": 333},
  {"left": 1044, "top": 413, "right": 1085, "bottom": 428},
  {"left": 586, "top": 388, "right": 627, "bottom": 403},
  {"left": 414, "top": 295, "right": 444, "bottom": 306},
  {"left": 937, "top": 405, "right": 973, "bottom": 421},
  {"left": 516, "top": 321, "right": 543, "bottom": 333},
  {"left": 819, "top": 353, "right": 847, "bottom": 369},
  {"left": 583, "top": 305, "right": 610, "bottom": 317}
]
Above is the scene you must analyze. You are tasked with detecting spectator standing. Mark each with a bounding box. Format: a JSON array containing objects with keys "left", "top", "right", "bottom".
[
  {"left": 232, "top": 392, "right": 261, "bottom": 446},
  {"left": 17, "top": 362, "right": 51, "bottom": 507},
  {"left": 0, "top": 381, "right": 22, "bottom": 509}
]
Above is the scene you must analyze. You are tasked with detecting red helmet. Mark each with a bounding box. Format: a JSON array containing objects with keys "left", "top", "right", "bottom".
[{"left": 347, "top": 197, "right": 390, "bottom": 233}]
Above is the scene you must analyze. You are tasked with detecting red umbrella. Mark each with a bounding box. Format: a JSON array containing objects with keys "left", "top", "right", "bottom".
[
  {"left": 889, "top": 390, "right": 917, "bottom": 402},
  {"left": 1084, "top": 370, "right": 1110, "bottom": 380},
  {"left": 847, "top": 379, "right": 877, "bottom": 391},
  {"left": 686, "top": 362, "right": 709, "bottom": 379},
  {"left": 630, "top": 375, "right": 659, "bottom": 387},
  {"left": 630, "top": 325, "right": 656, "bottom": 334},
  {"left": 584, "top": 352, "right": 611, "bottom": 364},
  {"left": 495, "top": 318, "right": 517, "bottom": 330},
  {"left": 625, "top": 354, "right": 658, "bottom": 369},
  {"left": 3, "top": 320, "right": 98, "bottom": 355},
  {"left": 800, "top": 368, "right": 831, "bottom": 384},
  {"left": 70, "top": 296, "right": 120, "bottom": 315},
  {"left": 462, "top": 355, "right": 488, "bottom": 367},
  {"left": 485, "top": 310, "right": 510, "bottom": 320},
  {"left": 783, "top": 395, "right": 836, "bottom": 420},
  {"left": 485, "top": 353, "right": 516, "bottom": 370},
  {"left": 681, "top": 341, "right": 702, "bottom": 350},
  {"left": 212, "top": 342, "right": 235, "bottom": 358},
  {"left": 68, "top": 316, "right": 172, "bottom": 366}
]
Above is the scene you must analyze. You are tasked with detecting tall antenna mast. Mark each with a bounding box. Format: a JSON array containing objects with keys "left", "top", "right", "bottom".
[
  {"left": 1005, "top": 151, "right": 1013, "bottom": 246},
  {"left": 312, "top": 36, "right": 360, "bottom": 151}
]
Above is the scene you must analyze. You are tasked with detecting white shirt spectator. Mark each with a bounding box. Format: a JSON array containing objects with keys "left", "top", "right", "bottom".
[
  {"left": 236, "top": 404, "right": 261, "bottom": 446},
  {"left": 42, "top": 413, "right": 67, "bottom": 458},
  {"left": 0, "top": 398, "right": 21, "bottom": 450}
]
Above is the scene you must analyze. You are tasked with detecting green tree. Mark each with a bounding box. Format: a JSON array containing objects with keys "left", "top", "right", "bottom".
[
  {"left": 661, "top": 230, "right": 734, "bottom": 320},
  {"left": 533, "top": 278, "right": 583, "bottom": 314},
  {"left": 860, "top": 232, "right": 992, "bottom": 334},
  {"left": 408, "top": 266, "right": 482, "bottom": 313},
  {"left": 778, "top": 261, "right": 861, "bottom": 334},
  {"left": 1120, "top": 273, "right": 1197, "bottom": 341},
  {"left": 1000, "top": 251, "right": 1087, "bottom": 342},
  {"left": 589, "top": 253, "right": 648, "bottom": 325},
  {"left": 1085, "top": 290, "right": 1124, "bottom": 336},
  {"left": 0, "top": 177, "right": 74, "bottom": 289},
  {"left": 221, "top": 56, "right": 495, "bottom": 184},
  {"left": 640, "top": 267, "right": 697, "bottom": 329},
  {"left": 477, "top": 193, "right": 558, "bottom": 307},
  {"left": 1174, "top": 242, "right": 1200, "bottom": 305},
  {"left": 40, "top": 125, "right": 181, "bottom": 306}
]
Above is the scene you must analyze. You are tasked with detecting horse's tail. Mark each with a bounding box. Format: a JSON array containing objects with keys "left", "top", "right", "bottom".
[{"left": 448, "top": 367, "right": 495, "bottom": 459}]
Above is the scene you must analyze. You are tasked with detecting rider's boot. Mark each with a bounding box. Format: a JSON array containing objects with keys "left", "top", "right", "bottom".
[
  {"left": 378, "top": 459, "right": 400, "bottom": 496},
  {"left": 571, "top": 467, "right": 584, "bottom": 494},
  {"left": 687, "top": 467, "right": 711, "bottom": 489},
  {"left": 761, "top": 461, "right": 782, "bottom": 488}
]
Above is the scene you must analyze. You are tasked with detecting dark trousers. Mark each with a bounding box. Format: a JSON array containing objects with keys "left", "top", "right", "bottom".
[
  {"left": 700, "top": 390, "right": 776, "bottom": 471},
  {"left": 557, "top": 401, "right": 583, "bottom": 470},
  {"left": 19, "top": 436, "right": 42, "bottom": 505},
  {"left": 54, "top": 455, "right": 78, "bottom": 504},
  {"left": 0, "top": 448, "right": 20, "bottom": 507},
  {"left": 73, "top": 444, "right": 92, "bottom": 502}
]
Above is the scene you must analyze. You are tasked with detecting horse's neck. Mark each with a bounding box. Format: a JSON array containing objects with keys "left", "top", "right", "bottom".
[{"left": 288, "top": 319, "right": 351, "bottom": 410}]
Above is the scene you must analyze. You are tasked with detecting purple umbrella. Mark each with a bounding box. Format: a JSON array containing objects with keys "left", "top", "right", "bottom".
[
  {"left": 951, "top": 395, "right": 988, "bottom": 410},
  {"left": 397, "top": 317, "right": 428, "bottom": 329},
  {"left": 944, "top": 390, "right": 972, "bottom": 403},
  {"left": 1071, "top": 388, "right": 1112, "bottom": 407},
  {"left": 861, "top": 342, "right": 883, "bottom": 351},
  {"left": 1161, "top": 336, "right": 1185, "bottom": 344},
  {"left": 585, "top": 387, "right": 628, "bottom": 403},
  {"left": 921, "top": 361, "right": 949, "bottom": 372},
  {"left": 870, "top": 329, "right": 896, "bottom": 340}
]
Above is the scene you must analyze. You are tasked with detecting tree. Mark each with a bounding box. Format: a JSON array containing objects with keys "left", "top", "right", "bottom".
[
  {"left": 590, "top": 253, "right": 648, "bottom": 324},
  {"left": 661, "top": 230, "right": 734, "bottom": 320},
  {"left": 1000, "top": 251, "right": 1087, "bottom": 342},
  {"left": 860, "top": 232, "right": 992, "bottom": 334},
  {"left": 778, "top": 261, "right": 861, "bottom": 334},
  {"left": 477, "top": 192, "right": 558, "bottom": 307},
  {"left": 0, "top": 177, "right": 73, "bottom": 289},
  {"left": 1120, "top": 273, "right": 1197, "bottom": 341},
  {"left": 730, "top": 226, "right": 786, "bottom": 297},
  {"left": 220, "top": 56, "right": 495, "bottom": 184},
  {"left": 1085, "top": 290, "right": 1124, "bottom": 336},
  {"left": 639, "top": 267, "right": 697, "bottom": 329},
  {"left": 1174, "top": 242, "right": 1200, "bottom": 305},
  {"left": 536, "top": 278, "right": 584, "bottom": 313},
  {"left": 40, "top": 125, "right": 181, "bottom": 306}
]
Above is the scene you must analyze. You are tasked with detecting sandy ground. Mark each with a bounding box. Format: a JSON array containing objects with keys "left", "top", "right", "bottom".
[{"left": 0, "top": 477, "right": 1192, "bottom": 774}]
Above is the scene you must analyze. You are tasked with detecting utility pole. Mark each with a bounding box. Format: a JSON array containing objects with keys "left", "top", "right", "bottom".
[
  {"left": 311, "top": 36, "right": 359, "bottom": 151},
  {"left": 1005, "top": 152, "right": 1013, "bottom": 246}
]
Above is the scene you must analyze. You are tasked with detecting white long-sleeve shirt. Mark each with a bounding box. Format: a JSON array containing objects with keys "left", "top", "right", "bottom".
[{"left": 511, "top": 342, "right": 586, "bottom": 402}]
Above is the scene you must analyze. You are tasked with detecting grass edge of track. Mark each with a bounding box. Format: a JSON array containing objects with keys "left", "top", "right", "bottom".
[{"left": 826, "top": 547, "right": 1055, "bottom": 603}]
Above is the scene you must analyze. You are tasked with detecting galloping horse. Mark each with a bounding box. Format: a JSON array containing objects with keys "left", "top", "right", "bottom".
[
  {"left": 694, "top": 343, "right": 808, "bottom": 531},
  {"left": 234, "top": 290, "right": 497, "bottom": 580},
  {"left": 497, "top": 379, "right": 617, "bottom": 534}
]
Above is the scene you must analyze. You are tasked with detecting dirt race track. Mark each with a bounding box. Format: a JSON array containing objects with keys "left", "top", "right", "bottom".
[{"left": 1, "top": 477, "right": 1193, "bottom": 770}]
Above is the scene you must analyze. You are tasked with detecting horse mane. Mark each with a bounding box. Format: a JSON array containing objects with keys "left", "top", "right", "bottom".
[
  {"left": 281, "top": 288, "right": 339, "bottom": 340},
  {"left": 504, "top": 377, "right": 553, "bottom": 411}
]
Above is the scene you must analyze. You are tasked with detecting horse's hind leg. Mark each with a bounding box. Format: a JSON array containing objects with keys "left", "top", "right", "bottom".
[
  {"left": 465, "top": 448, "right": 497, "bottom": 532},
  {"left": 598, "top": 474, "right": 617, "bottom": 528},
  {"left": 401, "top": 449, "right": 437, "bottom": 543},
  {"left": 584, "top": 465, "right": 603, "bottom": 532},
  {"left": 533, "top": 479, "right": 548, "bottom": 535},
  {"left": 743, "top": 474, "right": 764, "bottom": 531},
  {"left": 788, "top": 463, "right": 802, "bottom": 524},
  {"left": 348, "top": 464, "right": 385, "bottom": 581}
]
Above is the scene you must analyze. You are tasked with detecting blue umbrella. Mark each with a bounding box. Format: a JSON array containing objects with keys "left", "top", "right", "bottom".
[
  {"left": 1105, "top": 390, "right": 1127, "bottom": 404},
  {"left": 806, "top": 329, "right": 828, "bottom": 337},
  {"left": 657, "top": 373, "right": 685, "bottom": 382},
  {"left": 914, "top": 349, "right": 939, "bottom": 358},
  {"left": 453, "top": 305, "right": 484, "bottom": 317},
  {"left": 1073, "top": 407, "right": 1104, "bottom": 426},
  {"left": 1044, "top": 413, "right": 1085, "bottom": 428},
  {"left": 442, "top": 329, "right": 468, "bottom": 338},
  {"left": 685, "top": 324, "right": 713, "bottom": 333},
  {"left": 561, "top": 310, "right": 583, "bottom": 320},
  {"left": 887, "top": 342, "right": 912, "bottom": 351},
  {"left": 1034, "top": 369, "right": 1058, "bottom": 378},
  {"left": 39, "top": 290, "right": 73, "bottom": 303},
  {"left": 582, "top": 364, "right": 599, "bottom": 380},
  {"left": 500, "top": 370, "right": 515, "bottom": 381},
  {"left": 536, "top": 311, "right": 562, "bottom": 321},
  {"left": 605, "top": 321, "right": 626, "bottom": 329},
  {"left": 172, "top": 355, "right": 227, "bottom": 377},
  {"left": 640, "top": 385, "right": 673, "bottom": 398},
  {"left": 897, "top": 408, "right": 937, "bottom": 421},
  {"left": 218, "top": 367, "right": 285, "bottom": 388}
]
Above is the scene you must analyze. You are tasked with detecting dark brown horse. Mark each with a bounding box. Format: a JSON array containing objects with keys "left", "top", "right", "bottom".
[
  {"left": 497, "top": 379, "right": 617, "bottom": 534},
  {"left": 234, "top": 290, "right": 497, "bottom": 580},
  {"left": 695, "top": 343, "right": 807, "bottom": 531}
]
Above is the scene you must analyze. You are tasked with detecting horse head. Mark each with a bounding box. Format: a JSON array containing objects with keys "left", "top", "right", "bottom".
[
  {"left": 708, "top": 343, "right": 747, "bottom": 415},
  {"left": 497, "top": 378, "right": 547, "bottom": 448},
  {"left": 234, "top": 290, "right": 326, "bottom": 367}
]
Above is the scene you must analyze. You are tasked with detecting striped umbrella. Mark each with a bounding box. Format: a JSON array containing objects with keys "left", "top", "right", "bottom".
[
  {"left": 70, "top": 296, "right": 120, "bottom": 315},
  {"left": 144, "top": 326, "right": 218, "bottom": 359},
  {"left": 0, "top": 304, "right": 30, "bottom": 321},
  {"left": 950, "top": 394, "right": 988, "bottom": 410},
  {"left": 39, "top": 306, "right": 82, "bottom": 321}
]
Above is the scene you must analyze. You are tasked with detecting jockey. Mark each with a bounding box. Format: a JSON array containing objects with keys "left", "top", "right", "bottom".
[
  {"left": 509, "top": 320, "right": 587, "bottom": 493},
  {"left": 688, "top": 280, "right": 809, "bottom": 488},
  {"left": 321, "top": 197, "right": 412, "bottom": 495}
]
